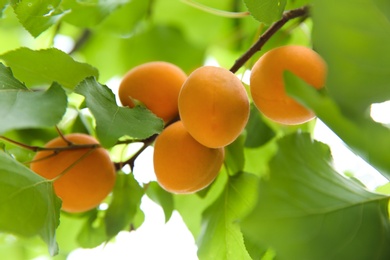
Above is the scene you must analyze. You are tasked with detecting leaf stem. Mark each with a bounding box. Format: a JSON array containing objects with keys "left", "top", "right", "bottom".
[
  {"left": 181, "top": 0, "right": 250, "bottom": 18},
  {"left": 229, "top": 5, "right": 310, "bottom": 73}
]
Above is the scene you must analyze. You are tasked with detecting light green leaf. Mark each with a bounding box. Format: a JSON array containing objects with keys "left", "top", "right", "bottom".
[
  {"left": 146, "top": 181, "right": 174, "bottom": 223},
  {"left": 0, "top": 47, "right": 99, "bottom": 89},
  {"left": 244, "top": 0, "right": 286, "bottom": 24},
  {"left": 61, "top": 0, "right": 129, "bottom": 28},
  {"left": 75, "top": 77, "right": 164, "bottom": 148},
  {"left": 104, "top": 172, "right": 144, "bottom": 238},
  {"left": 13, "top": 0, "right": 64, "bottom": 37},
  {"left": 0, "top": 81, "right": 67, "bottom": 134},
  {"left": 77, "top": 210, "right": 106, "bottom": 249},
  {"left": 197, "top": 173, "right": 258, "bottom": 260},
  {"left": 284, "top": 71, "right": 390, "bottom": 179},
  {"left": 0, "top": 0, "right": 8, "bottom": 17},
  {"left": 312, "top": 0, "right": 390, "bottom": 115},
  {"left": 0, "top": 152, "right": 61, "bottom": 256},
  {"left": 241, "top": 133, "right": 390, "bottom": 259}
]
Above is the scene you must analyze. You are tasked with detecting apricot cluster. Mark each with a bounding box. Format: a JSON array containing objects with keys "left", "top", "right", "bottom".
[
  {"left": 118, "top": 47, "right": 326, "bottom": 193},
  {"left": 119, "top": 62, "right": 250, "bottom": 194}
]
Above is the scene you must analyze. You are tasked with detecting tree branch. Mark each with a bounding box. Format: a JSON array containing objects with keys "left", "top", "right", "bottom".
[{"left": 229, "top": 5, "right": 310, "bottom": 73}]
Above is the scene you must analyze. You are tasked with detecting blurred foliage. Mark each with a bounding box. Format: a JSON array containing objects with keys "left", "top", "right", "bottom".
[{"left": 0, "top": 0, "right": 390, "bottom": 259}]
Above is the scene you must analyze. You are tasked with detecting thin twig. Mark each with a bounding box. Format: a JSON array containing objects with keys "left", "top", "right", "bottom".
[
  {"left": 0, "top": 135, "right": 100, "bottom": 152},
  {"left": 229, "top": 6, "right": 310, "bottom": 73}
]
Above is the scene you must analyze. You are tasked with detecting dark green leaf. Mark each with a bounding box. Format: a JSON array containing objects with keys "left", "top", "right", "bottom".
[
  {"left": 0, "top": 152, "right": 61, "bottom": 256},
  {"left": 0, "top": 47, "right": 99, "bottom": 89},
  {"left": 75, "top": 77, "right": 164, "bottom": 148},
  {"left": 197, "top": 173, "right": 258, "bottom": 260},
  {"left": 0, "top": 82, "right": 67, "bottom": 134},
  {"left": 241, "top": 133, "right": 390, "bottom": 259},
  {"left": 245, "top": 104, "right": 275, "bottom": 148},
  {"left": 244, "top": 0, "right": 286, "bottom": 24},
  {"left": 312, "top": 0, "right": 390, "bottom": 115},
  {"left": 13, "top": 0, "right": 64, "bottom": 37},
  {"left": 0, "top": 62, "right": 27, "bottom": 90},
  {"left": 104, "top": 172, "right": 144, "bottom": 238},
  {"left": 146, "top": 182, "right": 174, "bottom": 223},
  {"left": 224, "top": 134, "right": 245, "bottom": 176}
]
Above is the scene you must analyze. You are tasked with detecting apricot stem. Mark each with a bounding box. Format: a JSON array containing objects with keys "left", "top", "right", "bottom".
[{"left": 230, "top": 5, "right": 310, "bottom": 73}]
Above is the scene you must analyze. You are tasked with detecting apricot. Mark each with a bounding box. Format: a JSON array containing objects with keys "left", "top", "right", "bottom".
[
  {"left": 250, "top": 45, "right": 327, "bottom": 125},
  {"left": 153, "top": 121, "right": 224, "bottom": 194},
  {"left": 118, "top": 61, "right": 187, "bottom": 123},
  {"left": 30, "top": 133, "right": 116, "bottom": 213},
  {"left": 178, "top": 66, "right": 250, "bottom": 148}
]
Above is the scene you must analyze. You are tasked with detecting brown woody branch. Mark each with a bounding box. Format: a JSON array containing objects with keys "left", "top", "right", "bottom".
[{"left": 229, "top": 5, "right": 310, "bottom": 73}]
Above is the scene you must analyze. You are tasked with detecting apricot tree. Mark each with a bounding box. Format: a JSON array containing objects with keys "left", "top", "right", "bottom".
[{"left": 1, "top": 0, "right": 390, "bottom": 259}]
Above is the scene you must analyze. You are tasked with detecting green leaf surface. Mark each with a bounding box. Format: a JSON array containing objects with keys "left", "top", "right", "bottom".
[
  {"left": 146, "top": 181, "right": 174, "bottom": 223},
  {"left": 224, "top": 134, "right": 245, "bottom": 176},
  {"left": 0, "top": 47, "right": 99, "bottom": 89},
  {"left": 80, "top": 24, "right": 205, "bottom": 82},
  {"left": 0, "top": 81, "right": 67, "bottom": 134},
  {"left": 104, "top": 172, "right": 144, "bottom": 238},
  {"left": 312, "top": 0, "right": 390, "bottom": 115},
  {"left": 245, "top": 104, "right": 276, "bottom": 148},
  {"left": 0, "top": 152, "right": 61, "bottom": 256},
  {"left": 75, "top": 77, "right": 164, "bottom": 148},
  {"left": 13, "top": 0, "right": 64, "bottom": 37},
  {"left": 0, "top": 62, "right": 27, "bottom": 90},
  {"left": 61, "top": 0, "right": 128, "bottom": 28},
  {"left": 241, "top": 133, "right": 390, "bottom": 259},
  {"left": 77, "top": 210, "right": 106, "bottom": 249},
  {"left": 244, "top": 0, "right": 286, "bottom": 24},
  {"left": 284, "top": 71, "right": 390, "bottom": 178},
  {"left": 197, "top": 173, "right": 258, "bottom": 260}
]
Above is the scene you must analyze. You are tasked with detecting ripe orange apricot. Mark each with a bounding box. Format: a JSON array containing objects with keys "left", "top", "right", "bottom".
[
  {"left": 153, "top": 121, "right": 224, "bottom": 194},
  {"left": 250, "top": 45, "right": 327, "bottom": 125},
  {"left": 118, "top": 61, "right": 187, "bottom": 123},
  {"left": 178, "top": 66, "right": 250, "bottom": 148},
  {"left": 30, "top": 133, "right": 116, "bottom": 213}
]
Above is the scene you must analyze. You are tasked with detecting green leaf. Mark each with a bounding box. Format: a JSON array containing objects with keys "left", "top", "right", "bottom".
[
  {"left": 224, "top": 134, "right": 245, "bottom": 176},
  {"left": 284, "top": 71, "right": 390, "bottom": 178},
  {"left": 0, "top": 1, "right": 7, "bottom": 15},
  {"left": 13, "top": 0, "right": 64, "bottom": 37},
  {"left": 197, "top": 173, "right": 258, "bottom": 260},
  {"left": 104, "top": 172, "right": 144, "bottom": 238},
  {"left": 0, "top": 62, "right": 27, "bottom": 90},
  {"left": 0, "top": 81, "right": 67, "bottom": 134},
  {"left": 241, "top": 133, "right": 390, "bottom": 259},
  {"left": 245, "top": 104, "right": 276, "bottom": 148},
  {"left": 146, "top": 181, "right": 174, "bottom": 223},
  {"left": 80, "top": 25, "right": 205, "bottom": 82},
  {"left": 75, "top": 77, "right": 164, "bottom": 148},
  {"left": 77, "top": 210, "right": 106, "bottom": 249},
  {"left": 312, "top": 0, "right": 390, "bottom": 115},
  {"left": 61, "top": 0, "right": 129, "bottom": 28},
  {"left": 244, "top": 0, "right": 286, "bottom": 24},
  {"left": 0, "top": 152, "right": 61, "bottom": 256},
  {"left": 0, "top": 47, "right": 99, "bottom": 89}
]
